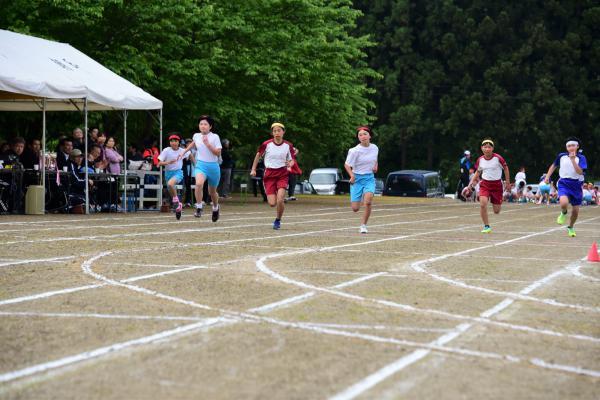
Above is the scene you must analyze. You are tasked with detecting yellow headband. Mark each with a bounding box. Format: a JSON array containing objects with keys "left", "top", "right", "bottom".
[
  {"left": 271, "top": 122, "right": 285, "bottom": 130},
  {"left": 481, "top": 139, "right": 494, "bottom": 147}
]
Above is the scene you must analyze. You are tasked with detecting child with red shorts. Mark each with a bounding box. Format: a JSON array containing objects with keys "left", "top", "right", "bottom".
[
  {"left": 250, "top": 122, "right": 294, "bottom": 230},
  {"left": 466, "top": 138, "right": 510, "bottom": 233}
]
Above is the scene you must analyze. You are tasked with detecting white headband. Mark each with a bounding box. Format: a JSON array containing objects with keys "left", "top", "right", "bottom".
[{"left": 566, "top": 140, "right": 579, "bottom": 146}]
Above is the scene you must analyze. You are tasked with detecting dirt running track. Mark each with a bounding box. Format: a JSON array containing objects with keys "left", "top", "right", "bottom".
[{"left": 0, "top": 195, "right": 599, "bottom": 399}]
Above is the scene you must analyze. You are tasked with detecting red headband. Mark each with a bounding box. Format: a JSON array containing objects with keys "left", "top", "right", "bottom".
[{"left": 356, "top": 126, "right": 371, "bottom": 134}]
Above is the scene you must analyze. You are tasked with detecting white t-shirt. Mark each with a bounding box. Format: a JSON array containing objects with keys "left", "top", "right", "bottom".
[
  {"left": 192, "top": 132, "right": 222, "bottom": 163},
  {"left": 515, "top": 171, "right": 526, "bottom": 185},
  {"left": 257, "top": 139, "right": 292, "bottom": 169},
  {"left": 158, "top": 147, "right": 189, "bottom": 171},
  {"left": 475, "top": 153, "right": 507, "bottom": 181},
  {"left": 553, "top": 152, "right": 587, "bottom": 181},
  {"left": 345, "top": 143, "right": 378, "bottom": 175}
]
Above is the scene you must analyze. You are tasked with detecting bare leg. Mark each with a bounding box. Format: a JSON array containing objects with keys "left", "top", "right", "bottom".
[
  {"left": 570, "top": 205, "right": 579, "bottom": 226},
  {"left": 167, "top": 178, "right": 177, "bottom": 198},
  {"left": 195, "top": 173, "right": 206, "bottom": 204},
  {"left": 276, "top": 188, "right": 286, "bottom": 219},
  {"left": 361, "top": 192, "right": 373, "bottom": 225},
  {"left": 559, "top": 196, "right": 569, "bottom": 213},
  {"left": 492, "top": 203, "right": 501, "bottom": 214},
  {"left": 351, "top": 201, "right": 361, "bottom": 213},
  {"left": 208, "top": 185, "right": 219, "bottom": 208},
  {"left": 480, "top": 195, "right": 490, "bottom": 226}
]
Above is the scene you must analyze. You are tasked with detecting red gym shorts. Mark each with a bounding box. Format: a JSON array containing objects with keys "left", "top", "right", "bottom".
[
  {"left": 263, "top": 167, "right": 289, "bottom": 195},
  {"left": 479, "top": 179, "right": 503, "bottom": 205}
]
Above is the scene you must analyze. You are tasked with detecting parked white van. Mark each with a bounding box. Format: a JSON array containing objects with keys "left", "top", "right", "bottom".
[{"left": 309, "top": 168, "right": 345, "bottom": 195}]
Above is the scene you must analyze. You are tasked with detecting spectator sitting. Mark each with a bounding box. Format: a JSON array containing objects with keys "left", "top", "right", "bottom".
[
  {"left": 525, "top": 185, "right": 536, "bottom": 202},
  {"left": 21, "top": 138, "right": 42, "bottom": 169},
  {"left": 88, "top": 127, "right": 99, "bottom": 144},
  {"left": 127, "top": 143, "right": 143, "bottom": 167},
  {"left": 68, "top": 149, "right": 93, "bottom": 196},
  {"left": 72, "top": 127, "right": 85, "bottom": 152},
  {"left": 549, "top": 182, "right": 558, "bottom": 203},
  {"left": 94, "top": 133, "right": 109, "bottom": 171},
  {"left": 582, "top": 183, "right": 593, "bottom": 205},
  {"left": 87, "top": 145, "right": 101, "bottom": 173},
  {"left": 104, "top": 136, "right": 124, "bottom": 174},
  {"left": 0, "top": 142, "right": 10, "bottom": 155},
  {"left": 592, "top": 185, "right": 599, "bottom": 205},
  {"left": 1, "top": 137, "right": 26, "bottom": 167},
  {"left": 55, "top": 137, "right": 73, "bottom": 171},
  {"left": 503, "top": 182, "right": 515, "bottom": 202},
  {"left": 142, "top": 138, "right": 160, "bottom": 169}
]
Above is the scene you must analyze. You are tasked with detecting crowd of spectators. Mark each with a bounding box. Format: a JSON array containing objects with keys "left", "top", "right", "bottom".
[{"left": 1, "top": 127, "right": 237, "bottom": 213}]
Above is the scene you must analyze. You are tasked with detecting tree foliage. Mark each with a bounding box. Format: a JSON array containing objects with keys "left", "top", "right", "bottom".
[
  {"left": 0, "top": 0, "right": 375, "bottom": 170},
  {"left": 355, "top": 0, "right": 599, "bottom": 183}
]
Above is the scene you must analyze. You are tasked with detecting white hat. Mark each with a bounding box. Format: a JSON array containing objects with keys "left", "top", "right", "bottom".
[{"left": 464, "top": 150, "right": 470, "bottom": 155}]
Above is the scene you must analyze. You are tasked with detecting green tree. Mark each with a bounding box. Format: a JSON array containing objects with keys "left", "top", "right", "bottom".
[{"left": 0, "top": 0, "right": 376, "bottom": 171}]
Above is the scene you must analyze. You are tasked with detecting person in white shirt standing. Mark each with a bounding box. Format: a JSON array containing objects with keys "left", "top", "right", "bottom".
[
  {"left": 250, "top": 122, "right": 294, "bottom": 230},
  {"left": 158, "top": 133, "right": 192, "bottom": 220},
  {"left": 344, "top": 126, "right": 379, "bottom": 234},
  {"left": 179, "top": 115, "right": 222, "bottom": 221}
]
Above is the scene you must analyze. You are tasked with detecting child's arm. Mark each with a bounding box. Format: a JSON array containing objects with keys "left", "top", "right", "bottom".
[
  {"left": 178, "top": 141, "right": 196, "bottom": 161},
  {"left": 503, "top": 165, "right": 511, "bottom": 188},
  {"left": 344, "top": 162, "right": 355, "bottom": 184},
  {"left": 202, "top": 135, "right": 221, "bottom": 156},
  {"left": 250, "top": 152, "right": 261, "bottom": 177},
  {"left": 467, "top": 170, "right": 480, "bottom": 189},
  {"left": 157, "top": 159, "right": 175, "bottom": 167},
  {"left": 569, "top": 154, "right": 583, "bottom": 175},
  {"left": 544, "top": 164, "right": 556, "bottom": 183}
]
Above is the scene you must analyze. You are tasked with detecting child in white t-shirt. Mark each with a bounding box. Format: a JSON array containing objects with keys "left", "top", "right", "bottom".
[
  {"left": 158, "top": 134, "right": 192, "bottom": 220},
  {"left": 344, "top": 126, "right": 378, "bottom": 234}
]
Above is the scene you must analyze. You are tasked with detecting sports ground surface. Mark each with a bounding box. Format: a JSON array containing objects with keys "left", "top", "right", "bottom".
[{"left": 0, "top": 196, "right": 599, "bottom": 399}]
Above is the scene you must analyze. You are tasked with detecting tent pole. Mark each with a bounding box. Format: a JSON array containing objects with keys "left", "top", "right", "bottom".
[
  {"left": 84, "top": 98, "right": 89, "bottom": 215},
  {"left": 42, "top": 98, "right": 46, "bottom": 213},
  {"left": 159, "top": 108, "right": 163, "bottom": 210},
  {"left": 123, "top": 110, "right": 128, "bottom": 213}
]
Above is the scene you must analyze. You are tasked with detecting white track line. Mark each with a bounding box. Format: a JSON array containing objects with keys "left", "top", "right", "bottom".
[
  {"left": 0, "top": 311, "right": 206, "bottom": 322},
  {"left": 0, "top": 317, "right": 228, "bottom": 383},
  {"left": 408, "top": 216, "right": 600, "bottom": 313},
  {"left": 328, "top": 255, "right": 598, "bottom": 400},
  {"left": 566, "top": 263, "right": 600, "bottom": 283},
  {"left": 0, "top": 256, "right": 76, "bottom": 268}
]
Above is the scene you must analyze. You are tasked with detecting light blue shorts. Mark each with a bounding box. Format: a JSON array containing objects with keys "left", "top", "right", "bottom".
[
  {"left": 165, "top": 170, "right": 183, "bottom": 185},
  {"left": 350, "top": 173, "right": 375, "bottom": 203},
  {"left": 538, "top": 183, "right": 551, "bottom": 194},
  {"left": 194, "top": 161, "right": 221, "bottom": 187}
]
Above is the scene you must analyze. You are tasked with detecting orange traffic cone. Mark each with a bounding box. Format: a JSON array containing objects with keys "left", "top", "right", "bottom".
[{"left": 587, "top": 242, "right": 600, "bottom": 262}]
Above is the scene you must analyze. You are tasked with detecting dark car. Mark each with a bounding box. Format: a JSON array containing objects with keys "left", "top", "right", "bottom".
[{"left": 383, "top": 170, "right": 445, "bottom": 197}]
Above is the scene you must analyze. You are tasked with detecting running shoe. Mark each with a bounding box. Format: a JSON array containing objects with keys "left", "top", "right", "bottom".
[
  {"left": 481, "top": 226, "right": 492, "bottom": 234},
  {"left": 194, "top": 207, "right": 202, "bottom": 218},
  {"left": 360, "top": 225, "right": 368, "bottom": 234},
  {"left": 567, "top": 227, "right": 576, "bottom": 237},
  {"left": 556, "top": 212, "right": 567, "bottom": 225},
  {"left": 273, "top": 219, "right": 281, "bottom": 230},
  {"left": 212, "top": 206, "right": 219, "bottom": 222}
]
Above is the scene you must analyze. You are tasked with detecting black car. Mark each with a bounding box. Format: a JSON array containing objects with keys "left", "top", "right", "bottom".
[{"left": 383, "top": 170, "right": 445, "bottom": 197}]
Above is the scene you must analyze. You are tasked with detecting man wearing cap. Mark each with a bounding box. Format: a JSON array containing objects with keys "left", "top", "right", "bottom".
[{"left": 544, "top": 137, "right": 588, "bottom": 237}]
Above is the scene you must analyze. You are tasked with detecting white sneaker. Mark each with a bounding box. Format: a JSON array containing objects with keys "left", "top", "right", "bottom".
[{"left": 360, "top": 225, "right": 368, "bottom": 234}]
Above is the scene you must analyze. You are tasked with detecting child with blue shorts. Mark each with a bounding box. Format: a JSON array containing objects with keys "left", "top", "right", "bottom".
[
  {"left": 544, "top": 137, "right": 588, "bottom": 237},
  {"left": 180, "top": 115, "right": 222, "bottom": 222},
  {"left": 158, "top": 134, "right": 192, "bottom": 220},
  {"left": 344, "top": 126, "right": 379, "bottom": 234}
]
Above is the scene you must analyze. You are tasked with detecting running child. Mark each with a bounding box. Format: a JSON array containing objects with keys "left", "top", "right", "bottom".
[
  {"left": 250, "top": 122, "right": 294, "bottom": 230},
  {"left": 466, "top": 138, "right": 510, "bottom": 233},
  {"left": 344, "top": 126, "right": 378, "bottom": 234},
  {"left": 179, "top": 115, "right": 222, "bottom": 221},
  {"left": 158, "top": 133, "right": 192, "bottom": 220},
  {"left": 544, "top": 137, "right": 588, "bottom": 237}
]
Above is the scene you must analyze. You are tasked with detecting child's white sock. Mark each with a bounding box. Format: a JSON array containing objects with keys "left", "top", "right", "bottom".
[
  {"left": 195, "top": 203, "right": 203, "bottom": 209},
  {"left": 212, "top": 204, "right": 219, "bottom": 211}
]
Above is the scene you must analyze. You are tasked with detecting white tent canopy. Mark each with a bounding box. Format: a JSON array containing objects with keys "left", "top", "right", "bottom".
[
  {"left": 0, "top": 29, "right": 163, "bottom": 214},
  {"left": 0, "top": 29, "right": 162, "bottom": 111}
]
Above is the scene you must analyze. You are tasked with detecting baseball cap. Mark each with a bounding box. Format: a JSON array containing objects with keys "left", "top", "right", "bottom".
[
  {"left": 70, "top": 149, "right": 83, "bottom": 157},
  {"left": 464, "top": 150, "right": 470, "bottom": 155}
]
